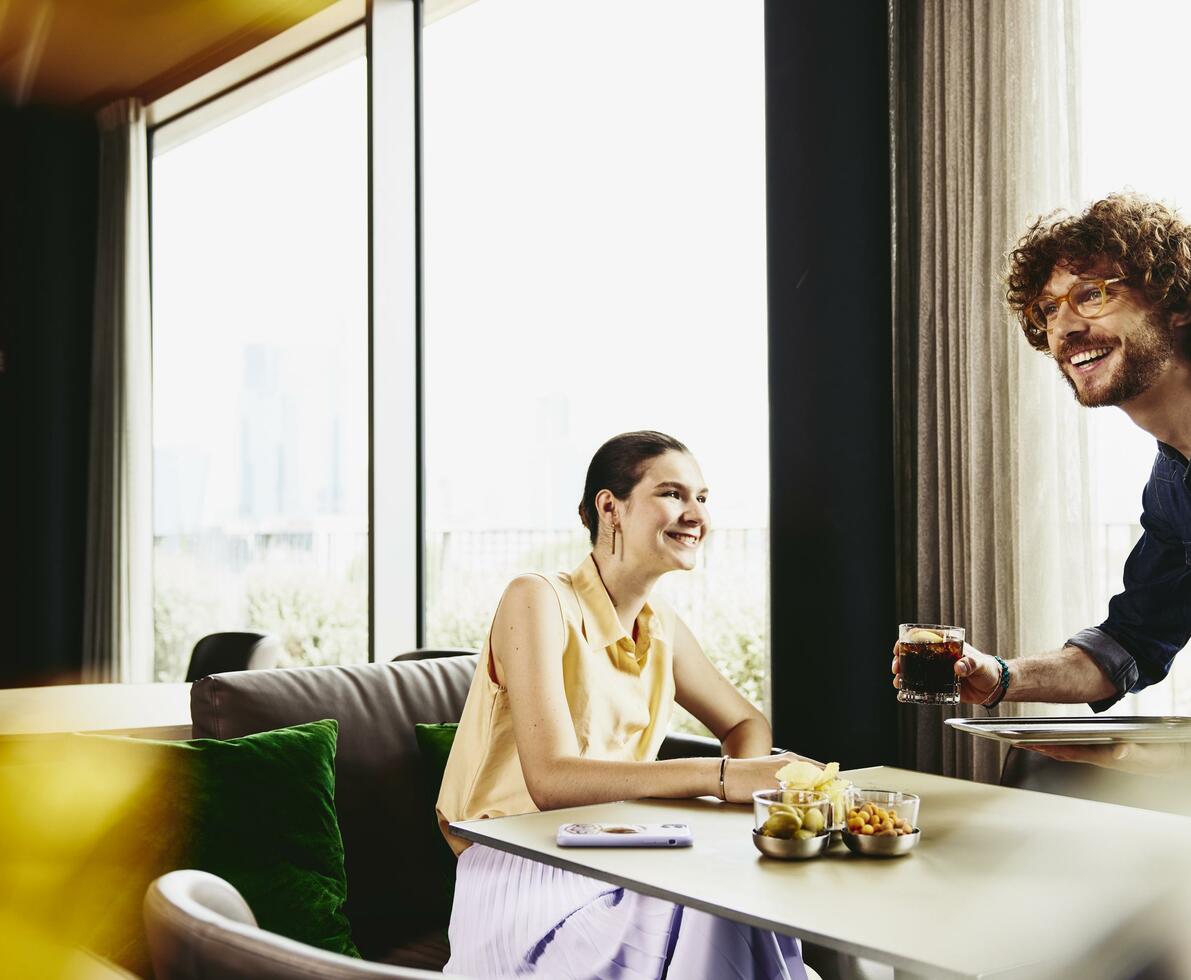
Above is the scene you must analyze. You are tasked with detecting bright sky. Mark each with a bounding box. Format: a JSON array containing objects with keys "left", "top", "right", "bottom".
[
  {"left": 1080, "top": 0, "right": 1191, "bottom": 524},
  {"left": 1079, "top": 0, "right": 1191, "bottom": 713},
  {"left": 421, "top": 0, "right": 768, "bottom": 530},
  {"left": 152, "top": 0, "right": 1191, "bottom": 539},
  {"left": 151, "top": 58, "right": 368, "bottom": 532},
  {"left": 152, "top": 0, "right": 768, "bottom": 537}
]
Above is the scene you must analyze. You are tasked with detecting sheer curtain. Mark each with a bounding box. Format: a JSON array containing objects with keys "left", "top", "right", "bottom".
[
  {"left": 82, "top": 99, "right": 153, "bottom": 683},
  {"left": 892, "top": 0, "right": 1099, "bottom": 780}
]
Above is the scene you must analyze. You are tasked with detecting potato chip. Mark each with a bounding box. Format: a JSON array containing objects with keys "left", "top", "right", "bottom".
[
  {"left": 775, "top": 759, "right": 851, "bottom": 825},
  {"left": 773, "top": 760, "right": 819, "bottom": 788}
]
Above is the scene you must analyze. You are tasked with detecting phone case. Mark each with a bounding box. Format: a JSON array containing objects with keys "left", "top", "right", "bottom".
[{"left": 556, "top": 821, "right": 694, "bottom": 847}]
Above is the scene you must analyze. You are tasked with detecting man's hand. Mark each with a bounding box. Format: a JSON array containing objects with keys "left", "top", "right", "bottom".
[
  {"left": 891, "top": 641, "right": 1002, "bottom": 704},
  {"left": 1025, "top": 742, "right": 1191, "bottom": 776}
]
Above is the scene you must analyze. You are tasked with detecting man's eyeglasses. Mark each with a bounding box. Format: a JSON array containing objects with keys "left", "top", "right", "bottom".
[{"left": 1025, "top": 277, "right": 1128, "bottom": 335}]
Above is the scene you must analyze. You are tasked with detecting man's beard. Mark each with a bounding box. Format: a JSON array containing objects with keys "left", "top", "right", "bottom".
[{"left": 1056, "top": 311, "right": 1175, "bottom": 407}]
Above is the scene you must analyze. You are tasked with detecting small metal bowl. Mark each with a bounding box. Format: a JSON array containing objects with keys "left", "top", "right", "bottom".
[
  {"left": 841, "top": 828, "right": 920, "bottom": 857},
  {"left": 752, "top": 829, "right": 832, "bottom": 860}
]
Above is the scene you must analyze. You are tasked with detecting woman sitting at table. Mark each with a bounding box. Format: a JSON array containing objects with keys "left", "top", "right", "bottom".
[{"left": 436, "top": 430, "right": 815, "bottom": 980}]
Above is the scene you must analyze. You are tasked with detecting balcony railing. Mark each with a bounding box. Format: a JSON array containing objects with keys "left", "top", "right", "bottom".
[{"left": 153, "top": 526, "right": 770, "bottom": 721}]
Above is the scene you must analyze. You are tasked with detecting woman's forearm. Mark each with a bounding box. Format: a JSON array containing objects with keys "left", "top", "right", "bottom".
[
  {"left": 526, "top": 756, "right": 721, "bottom": 812},
  {"left": 720, "top": 716, "right": 772, "bottom": 758}
]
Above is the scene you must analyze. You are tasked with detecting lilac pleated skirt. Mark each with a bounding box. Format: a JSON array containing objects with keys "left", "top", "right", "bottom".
[{"left": 444, "top": 844, "right": 807, "bottom": 980}]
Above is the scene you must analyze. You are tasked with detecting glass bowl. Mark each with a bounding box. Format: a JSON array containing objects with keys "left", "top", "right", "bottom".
[
  {"left": 753, "top": 789, "right": 831, "bottom": 843},
  {"left": 777, "top": 783, "right": 850, "bottom": 830},
  {"left": 841, "top": 789, "right": 920, "bottom": 856},
  {"left": 752, "top": 789, "right": 832, "bottom": 860}
]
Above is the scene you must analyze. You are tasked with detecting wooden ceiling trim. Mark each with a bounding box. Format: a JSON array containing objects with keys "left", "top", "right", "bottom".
[
  {"left": 146, "top": 0, "right": 361, "bottom": 126},
  {"left": 0, "top": 0, "right": 343, "bottom": 109}
]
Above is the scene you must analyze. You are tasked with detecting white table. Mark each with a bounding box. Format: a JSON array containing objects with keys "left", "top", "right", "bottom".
[{"left": 452, "top": 766, "right": 1191, "bottom": 979}]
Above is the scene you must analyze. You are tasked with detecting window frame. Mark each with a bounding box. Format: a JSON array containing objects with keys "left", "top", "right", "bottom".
[
  {"left": 142, "top": 0, "right": 841, "bottom": 718},
  {"left": 146, "top": 0, "right": 425, "bottom": 669}
]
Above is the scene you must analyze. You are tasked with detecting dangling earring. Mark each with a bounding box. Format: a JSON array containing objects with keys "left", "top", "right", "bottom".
[{"left": 611, "top": 522, "right": 618, "bottom": 556}]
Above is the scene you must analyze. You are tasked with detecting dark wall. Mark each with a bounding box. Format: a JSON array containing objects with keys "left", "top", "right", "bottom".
[
  {"left": 0, "top": 102, "right": 99, "bottom": 686},
  {"left": 765, "top": 2, "right": 899, "bottom": 766}
]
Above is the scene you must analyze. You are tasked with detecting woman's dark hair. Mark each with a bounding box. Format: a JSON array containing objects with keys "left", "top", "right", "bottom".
[{"left": 578, "top": 431, "right": 689, "bottom": 545}]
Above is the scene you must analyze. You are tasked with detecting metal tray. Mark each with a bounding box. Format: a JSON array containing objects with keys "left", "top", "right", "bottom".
[{"left": 946, "top": 715, "right": 1191, "bottom": 745}]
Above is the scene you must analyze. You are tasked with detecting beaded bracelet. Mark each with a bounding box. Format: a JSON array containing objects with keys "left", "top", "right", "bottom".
[
  {"left": 718, "top": 755, "right": 730, "bottom": 801},
  {"left": 982, "top": 656, "right": 1010, "bottom": 709}
]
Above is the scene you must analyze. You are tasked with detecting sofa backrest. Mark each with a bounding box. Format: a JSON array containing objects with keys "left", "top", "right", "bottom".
[{"left": 190, "top": 655, "right": 478, "bottom": 954}]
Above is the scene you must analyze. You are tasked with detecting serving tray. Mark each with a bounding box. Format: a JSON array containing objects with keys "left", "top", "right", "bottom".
[{"left": 945, "top": 715, "right": 1191, "bottom": 745}]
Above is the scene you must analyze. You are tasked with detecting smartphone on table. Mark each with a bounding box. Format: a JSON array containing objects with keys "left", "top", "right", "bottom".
[{"left": 556, "top": 822, "right": 693, "bottom": 847}]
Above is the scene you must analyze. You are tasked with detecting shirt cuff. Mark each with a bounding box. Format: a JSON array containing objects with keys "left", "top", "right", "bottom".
[{"left": 1066, "top": 627, "right": 1139, "bottom": 713}]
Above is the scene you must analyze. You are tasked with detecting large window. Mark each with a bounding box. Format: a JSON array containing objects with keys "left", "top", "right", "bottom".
[
  {"left": 421, "top": 0, "right": 770, "bottom": 725},
  {"left": 1080, "top": 0, "right": 1191, "bottom": 713},
  {"left": 146, "top": 2, "right": 770, "bottom": 704},
  {"left": 150, "top": 51, "right": 369, "bottom": 680}
]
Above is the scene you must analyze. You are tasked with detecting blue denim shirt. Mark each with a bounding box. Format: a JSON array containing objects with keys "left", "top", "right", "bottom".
[{"left": 1069, "top": 442, "right": 1191, "bottom": 711}]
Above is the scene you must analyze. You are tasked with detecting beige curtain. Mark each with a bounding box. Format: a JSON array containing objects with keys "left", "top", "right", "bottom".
[
  {"left": 892, "top": 0, "right": 1097, "bottom": 780},
  {"left": 82, "top": 99, "right": 153, "bottom": 683}
]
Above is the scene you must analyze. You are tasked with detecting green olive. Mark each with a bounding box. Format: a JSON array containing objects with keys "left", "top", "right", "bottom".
[
  {"left": 794, "top": 828, "right": 816, "bottom": 841},
  {"left": 801, "top": 808, "right": 826, "bottom": 834},
  {"left": 760, "top": 811, "right": 802, "bottom": 838}
]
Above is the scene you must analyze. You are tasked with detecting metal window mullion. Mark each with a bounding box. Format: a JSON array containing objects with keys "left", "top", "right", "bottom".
[{"left": 367, "top": 0, "right": 422, "bottom": 662}]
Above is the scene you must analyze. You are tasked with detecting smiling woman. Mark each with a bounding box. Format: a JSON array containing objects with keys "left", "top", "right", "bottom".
[
  {"left": 434, "top": 430, "right": 815, "bottom": 979},
  {"left": 576, "top": 430, "right": 706, "bottom": 565}
]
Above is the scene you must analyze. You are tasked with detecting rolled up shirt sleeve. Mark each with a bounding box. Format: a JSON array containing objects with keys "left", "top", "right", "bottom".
[
  {"left": 1066, "top": 628, "right": 1138, "bottom": 713},
  {"left": 1068, "top": 469, "right": 1191, "bottom": 713}
]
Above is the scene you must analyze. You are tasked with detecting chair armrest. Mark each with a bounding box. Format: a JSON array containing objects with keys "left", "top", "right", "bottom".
[
  {"left": 145, "top": 870, "right": 447, "bottom": 979},
  {"left": 390, "top": 648, "right": 476, "bottom": 662},
  {"left": 657, "top": 734, "right": 792, "bottom": 760},
  {"left": 656, "top": 732, "right": 721, "bottom": 759}
]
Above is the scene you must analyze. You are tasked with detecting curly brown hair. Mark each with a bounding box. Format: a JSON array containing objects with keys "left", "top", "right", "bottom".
[{"left": 1006, "top": 193, "right": 1191, "bottom": 352}]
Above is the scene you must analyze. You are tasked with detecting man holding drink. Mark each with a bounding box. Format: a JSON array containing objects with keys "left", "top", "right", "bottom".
[{"left": 892, "top": 193, "right": 1191, "bottom": 774}]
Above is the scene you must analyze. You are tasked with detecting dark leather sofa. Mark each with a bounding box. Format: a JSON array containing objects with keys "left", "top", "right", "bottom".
[{"left": 189, "top": 654, "right": 721, "bottom": 972}]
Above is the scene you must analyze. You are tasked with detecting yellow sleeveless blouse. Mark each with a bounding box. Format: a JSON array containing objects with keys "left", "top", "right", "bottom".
[{"left": 436, "top": 554, "right": 676, "bottom": 855}]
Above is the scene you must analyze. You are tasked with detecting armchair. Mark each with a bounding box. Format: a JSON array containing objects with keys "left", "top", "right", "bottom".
[{"left": 144, "top": 870, "right": 454, "bottom": 980}]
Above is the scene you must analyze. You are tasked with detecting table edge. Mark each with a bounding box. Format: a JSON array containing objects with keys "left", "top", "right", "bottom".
[{"left": 450, "top": 819, "right": 973, "bottom": 980}]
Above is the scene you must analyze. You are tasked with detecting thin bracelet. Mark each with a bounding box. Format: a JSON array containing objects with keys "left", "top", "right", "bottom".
[
  {"left": 982, "top": 656, "right": 1010, "bottom": 710},
  {"left": 718, "top": 755, "right": 730, "bottom": 801}
]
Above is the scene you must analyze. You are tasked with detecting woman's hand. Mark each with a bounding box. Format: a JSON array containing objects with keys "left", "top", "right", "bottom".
[
  {"left": 891, "top": 640, "right": 1002, "bottom": 704},
  {"left": 721, "top": 751, "right": 819, "bottom": 804}
]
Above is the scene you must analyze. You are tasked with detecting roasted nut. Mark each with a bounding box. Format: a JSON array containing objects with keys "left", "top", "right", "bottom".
[{"left": 846, "top": 804, "right": 916, "bottom": 838}]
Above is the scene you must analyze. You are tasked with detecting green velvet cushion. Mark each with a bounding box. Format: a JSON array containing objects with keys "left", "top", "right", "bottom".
[
  {"left": 414, "top": 722, "right": 458, "bottom": 792},
  {"left": 3, "top": 719, "right": 358, "bottom": 976},
  {"left": 413, "top": 722, "right": 459, "bottom": 911}
]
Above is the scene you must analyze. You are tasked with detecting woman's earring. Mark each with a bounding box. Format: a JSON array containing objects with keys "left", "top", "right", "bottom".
[{"left": 611, "top": 523, "right": 618, "bottom": 556}]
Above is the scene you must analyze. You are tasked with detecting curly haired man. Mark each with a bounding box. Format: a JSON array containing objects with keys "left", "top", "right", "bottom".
[{"left": 894, "top": 193, "right": 1191, "bottom": 773}]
